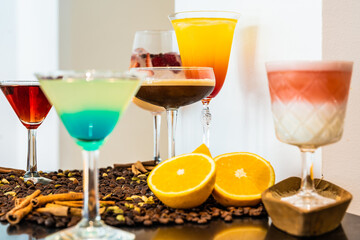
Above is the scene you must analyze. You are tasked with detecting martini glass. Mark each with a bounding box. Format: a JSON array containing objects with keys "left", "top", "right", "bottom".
[
  {"left": 130, "top": 30, "right": 182, "bottom": 163},
  {"left": 0, "top": 80, "right": 52, "bottom": 184},
  {"left": 131, "top": 67, "right": 215, "bottom": 159},
  {"left": 266, "top": 61, "right": 353, "bottom": 209},
  {"left": 36, "top": 70, "right": 141, "bottom": 240},
  {"left": 169, "top": 11, "right": 240, "bottom": 147}
]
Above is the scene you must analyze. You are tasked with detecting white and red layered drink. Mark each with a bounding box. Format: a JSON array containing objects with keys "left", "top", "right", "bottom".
[{"left": 267, "top": 61, "right": 352, "bottom": 149}]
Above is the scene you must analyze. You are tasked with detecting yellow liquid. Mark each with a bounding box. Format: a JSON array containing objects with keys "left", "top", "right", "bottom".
[{"left": 172, "top": 18, "right": 237, "bottom": 98}]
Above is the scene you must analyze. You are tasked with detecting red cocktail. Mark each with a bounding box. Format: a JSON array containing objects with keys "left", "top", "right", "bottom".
[
  {"left": 1, "top": 81, "right": 52, "bottom": 183},
  {"left": 2, "top": 85, "right": 52, "bottom": 129}
]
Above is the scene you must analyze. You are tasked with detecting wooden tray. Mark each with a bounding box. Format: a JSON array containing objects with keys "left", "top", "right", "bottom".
[{"left": 262, "top": 177, "right": 352, "bottom": 237}]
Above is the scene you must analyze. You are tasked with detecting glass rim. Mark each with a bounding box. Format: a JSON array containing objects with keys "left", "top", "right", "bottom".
[
  {"left": 169, "top": 10, "right": 240, "bottom": 20},
  {"left": 0, "top": 80, "right": 39, "bottom": 86},
  {"left": 34, "top": 70, "right": 143, "bottom": 81},
  {"left": 135, "top": 30, "right": 175, "bottom": 34},
  {"left": 265, "top": 60, "right": 353, "bottom": 72},
  {"left": 130, "top": 67, "right": 214, "bottom": 71}
]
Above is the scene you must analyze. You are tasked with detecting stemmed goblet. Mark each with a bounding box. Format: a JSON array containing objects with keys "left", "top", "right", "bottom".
[
  {"left": 131, "top": 67, "right": 215, "bottom": 159},
  {"left": 130, "top": 30, "right": 181, "bottom": 163},
  {"left": 266, "top": 61, "right": 353, "bottom": 209},
  {"left": 169, "top": 11, "right": 240, "bottom": 147},
  {"left": 0, "top": 80, "right": 52, "bottom": 184},
  {"left": 37, "top": 71, "right": 142, "bottom": 240}
]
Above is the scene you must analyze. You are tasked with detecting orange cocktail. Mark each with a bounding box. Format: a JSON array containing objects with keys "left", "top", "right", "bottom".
[
  {"left": 169, "top": 11, "right": 240, "bottom": 146},
  {"left": 171, "top": 17, "right": 237, "bottom": 99}
]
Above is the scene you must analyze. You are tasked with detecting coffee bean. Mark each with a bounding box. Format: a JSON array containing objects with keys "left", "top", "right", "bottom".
[
  {"left": 159, "top": 217, "right": 169, "bottom": 224},
  {"left": 143, "top": 219, "right": 152, "bottom": 226},
  {"left": 0, "top": 166, "right": 266, "bottom": 229},
  {"left": 198, "top": 218, "right": 207, "bottom": 224},
  {"left": 224, "top": 215, "right": 233, "bottom": 222},
  {"left": 175, "top": 218, "right": 184, "bottom": 224},
  {"left": 44, "top": 217, "right": 55, "bottom": 227}
]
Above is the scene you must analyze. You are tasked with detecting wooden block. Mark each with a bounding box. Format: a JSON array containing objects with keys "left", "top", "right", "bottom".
[{"left": 262, "top": 177, "right": 352, "bottom": 237}]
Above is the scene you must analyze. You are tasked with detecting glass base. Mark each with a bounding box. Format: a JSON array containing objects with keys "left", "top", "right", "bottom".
[
  {"left": 45, "top": 219, "right": 135, "bottom": 240},
  {"left": 154, "top": 157, "right": 161, "bottom": 164},
  {"left": 282, "top": 190, "right": 335, "bottom": 210},
  {"left": 24, "top": 172, "right": 52, "bottom": 184}
]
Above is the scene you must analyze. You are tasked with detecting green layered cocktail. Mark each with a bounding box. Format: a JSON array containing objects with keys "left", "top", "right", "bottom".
[
  {"left": 40, "top": 78, "right": 139, "bottom": 150},
  {"left": 37, "top": 71, "right": 141, "bottom": 240}
]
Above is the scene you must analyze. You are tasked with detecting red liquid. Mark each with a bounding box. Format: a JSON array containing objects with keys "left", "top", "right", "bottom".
[
  {"left": 267, "top": 70, "right": 352, "bottom": 104},
  {"left": 1, "top": 85, "right": 52, "bottom": 129}
]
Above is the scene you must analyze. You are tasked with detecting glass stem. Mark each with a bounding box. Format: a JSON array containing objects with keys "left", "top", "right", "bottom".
[
  {"left": 166, "top": 109, "right": 178, "bottom": 159},
  {"left": 201, "top": 100, "right": 211, "bottom": 147},
  {"left": 82, "top": 150, "right": 101, "bottom": 223},
  {"left": 25, "top": 129, "right": 38, "bottom": 177},
  {"left": 299, "top": 148, "right": 316, "bottom": 194},
  {"left": 152, "top": 113, "right": 161, "bottom": 163}
]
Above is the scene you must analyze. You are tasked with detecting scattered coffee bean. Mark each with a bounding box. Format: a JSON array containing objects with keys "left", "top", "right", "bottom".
[
  {"left": 224, "top": 215, "right": 233, "bottom": 222},
  {"left": 175, "top": 218, "right": 184, "bottom": 224},
  {"left": 0, "top": 166, "right": 266, "bottom": 228},
  {"left": 143, "top": 219, "right": 152, "bottom": 226}
]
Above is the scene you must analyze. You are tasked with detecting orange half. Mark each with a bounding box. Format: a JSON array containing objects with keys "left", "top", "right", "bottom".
[
  {"left": 213, "top": 152, "right": 275, "bottom": 207},
  {"left": 148, "top": 153, "right": 216, "bottom": 209}
]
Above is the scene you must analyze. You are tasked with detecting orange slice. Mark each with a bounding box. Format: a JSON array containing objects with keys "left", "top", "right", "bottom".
[
  {"left": 213, "top": 152, "right": 275, "bottom": 207},
  {"left": 193, "top": 143, "right": 212, "bottom": 158},
  {"left": 147, "top": 153, "right": 216, "bottom": 209}
]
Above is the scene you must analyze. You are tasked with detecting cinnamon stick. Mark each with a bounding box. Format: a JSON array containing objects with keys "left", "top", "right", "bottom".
[
  {"left": 15, "top": 198, "right": 24, "bottom": 207},
  {"left": 54, "top": 201, "right": 83, "bottom": 208},
  {"left": 0, "top": 167, "right": 25, "bottom": 175},
  {"left": 69, "top": 207, "right": 106, "bottom": 217},
  {"left": 70, "top": 208, "right": 82, "bottom": 217},
  {"left": 131, "top": 165, "right": 140, "bottom": 175},
  {"left": 135, "top": 161, "right": 148, "bottom": 173},
  {"left": 32, "top": 192, "right": 83, "bottom": 207},
  {"left": 35, "top": 204, "right": 69, "bottom": 217},
  {"left": 54, "top": 200, "right": 115, "bottom": 208},
  {"left": 6, "top": 190, "right": 41, "bottom": 225},
  {"left": 114, "top": 160, "right": 156, "bottom": 169}
]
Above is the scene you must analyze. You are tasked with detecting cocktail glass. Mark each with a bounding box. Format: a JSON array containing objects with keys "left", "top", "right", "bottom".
[
  {"left": 169, "top": 11, "right": 240, "bottom": 147},
  {"left": 0, "top": 80, "right": 52, "bottom": 184},
  {"left": 131, "top": 67, "right": 215, "bottom": 159},
  {"left": 266, "top": 61, "right": 353, "bottom": 209},
  {"left": 130, "top": 30, "right": 182, "bottom": 163},
  {"left": 36, "top": 70, "right": 142, "bottom": 240}
]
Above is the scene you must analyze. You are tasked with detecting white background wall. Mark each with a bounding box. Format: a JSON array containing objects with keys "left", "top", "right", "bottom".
[
  {"left": 322, "top": 0, "right": 360, "bottom": 215},
  {"left": 58, "top": 0, "right": 174, "bottom": 169},
  {"left": 175, "top": 0, "right": 323, "bottom": 182},
  {"left": 0, "top": 0, "right": 59, "bottom": 172}
]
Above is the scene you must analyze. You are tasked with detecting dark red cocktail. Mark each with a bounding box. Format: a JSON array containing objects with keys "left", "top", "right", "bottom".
[
  {"left": 1, "top": 85, "right": 52, "bottom": 129},
  {"left": 0, "top": 81, "right": 52, "bottom": 183}
]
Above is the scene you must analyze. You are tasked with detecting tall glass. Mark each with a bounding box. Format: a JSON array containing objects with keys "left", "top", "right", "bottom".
[
  {"left": 131, "top": 67, "right": 215, "bottom": 158},
  {"left": 0, "top": 80, "right": 52, "bottom": 184},
  {"left": 37, "top": 71, "right": 141, "bottom": 239},
  {"left": 130, "top": 30, "right": 181, "bottom": 163},
  {"left": 266, "top": 61, "right": 353, "bottom": 209},
  {"left": 169, "top": 11, "right": 240, "bottom": 147}
]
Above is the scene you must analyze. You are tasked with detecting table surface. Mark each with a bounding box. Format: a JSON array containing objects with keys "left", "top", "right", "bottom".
[{"left": 1, "top": 213, "right": 359, "bottom": 240}]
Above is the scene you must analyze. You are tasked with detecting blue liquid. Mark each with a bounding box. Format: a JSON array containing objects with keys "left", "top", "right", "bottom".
[{"left": 60, "top": 110, "right": 120, "bottom": 151}]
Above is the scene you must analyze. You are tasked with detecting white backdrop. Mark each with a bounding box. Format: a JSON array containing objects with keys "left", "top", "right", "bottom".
[
  {"left": 322, "top": 0, "right": 360, "bottom": 215},
  {"left": 175, "top": 0, "right": 323, "bottom": 181},
  {"left": 0, "top": 0, "right": 59, "bottom": 172}
]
